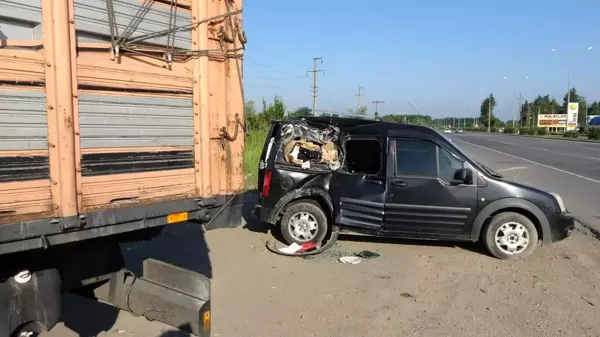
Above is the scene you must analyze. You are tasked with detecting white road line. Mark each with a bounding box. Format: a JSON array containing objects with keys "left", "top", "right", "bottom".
[
  {"left": 457, "top": 139, "right": 600, "bottom": 185},
  {"left": 497, "top": 166, "right": 529, "bottom": 173}
]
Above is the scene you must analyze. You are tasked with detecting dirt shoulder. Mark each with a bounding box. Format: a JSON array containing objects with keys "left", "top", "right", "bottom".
[{"left": 41, "top": 222, "right": 600, "bottom": 337}]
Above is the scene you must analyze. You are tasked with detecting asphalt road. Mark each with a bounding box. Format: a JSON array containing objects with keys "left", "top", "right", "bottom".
[{"left": 450, "top": 132, "right": 600, "bottom": 233}]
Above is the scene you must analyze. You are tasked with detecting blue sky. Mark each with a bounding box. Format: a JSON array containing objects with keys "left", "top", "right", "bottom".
[{"left": 242, "top": 0, "right": 599, "bottom": 120}]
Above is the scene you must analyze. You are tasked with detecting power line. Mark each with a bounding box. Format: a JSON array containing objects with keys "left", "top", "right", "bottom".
[
  {"left": 247, "top": 74, "right": 306, "bottom": 81},
  {"left": 306, "top": 57, "right": 324, "bottom": 116},
  {"left": 250, "top": 60, "right": 295, "bottom": 75},
  {"left": 252, "top": 46, "right": 304, "bottom": 64},
  {"left": 408, "top": 102, "right": 422, "bottom": 114}
]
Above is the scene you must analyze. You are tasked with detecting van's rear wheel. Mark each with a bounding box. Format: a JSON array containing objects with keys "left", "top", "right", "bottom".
[
  {"left": 483, "top": 212, "right": 538, "bottom": 260},
  {"left": 280, "top": 201, "right": 328, "bottom": 245}
]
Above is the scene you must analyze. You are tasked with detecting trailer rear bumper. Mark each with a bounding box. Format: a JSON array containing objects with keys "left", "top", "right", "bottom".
[
  {"left": 0, "top": 193, "right": 244, "bottom": 256},
  {"left": 94, "top": 259, "right": 212, "bottom": 337}
]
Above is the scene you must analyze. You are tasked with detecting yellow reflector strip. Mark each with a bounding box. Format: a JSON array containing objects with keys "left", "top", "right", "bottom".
[
  {"left": 167, "top": 212, "right": 188, "bottom": 224},
  {"left": 204, "top": 311, "right": 211, "bottom": 332}
]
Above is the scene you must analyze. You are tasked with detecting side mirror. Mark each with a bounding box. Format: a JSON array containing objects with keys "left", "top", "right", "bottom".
[{"left": 450, "top": 168, "right": 473, "bottom": 185}]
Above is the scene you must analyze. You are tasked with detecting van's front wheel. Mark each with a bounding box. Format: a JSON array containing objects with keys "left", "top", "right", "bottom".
[
  {"left": 483, "top": 212, "right": 539, "bottom": 260},
  {"left": 280, "top": 201, "right": 328, "bottom": 246}
]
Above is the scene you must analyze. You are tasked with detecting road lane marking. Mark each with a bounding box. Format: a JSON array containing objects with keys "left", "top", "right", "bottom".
[
  {"left": 457, "top": 139, "right": 600, "bottom": 185},
  {"left": 583, "top": 146, "right": 600, "bottom": 152},
  {"left": 497, "top": 166, "right": 529, "bottom": 173}
]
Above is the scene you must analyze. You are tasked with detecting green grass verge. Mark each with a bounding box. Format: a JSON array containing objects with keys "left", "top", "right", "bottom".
[
  {"left": 244, "top": 127, "right": 269, "bottom": 190},
  {"left": 504, "top": 133, "right": 600, "bottom": 142}
]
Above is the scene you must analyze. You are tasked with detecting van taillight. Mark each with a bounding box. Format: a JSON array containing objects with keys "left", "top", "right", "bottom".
[{"left": 262, "top": 170, "right": 272, "bottom": 197}]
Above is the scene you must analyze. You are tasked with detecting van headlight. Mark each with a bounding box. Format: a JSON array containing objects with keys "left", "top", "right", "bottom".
[{"left": 549, "top": 192, "right": 566, "bottom": 213}]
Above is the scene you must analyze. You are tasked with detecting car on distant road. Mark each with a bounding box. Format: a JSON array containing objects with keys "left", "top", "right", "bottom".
[
  {"left": 456, "top": 128, "right": 463, "bottom": 133},
  {"left": 444, "top": 128, "right": 452, "bottom": 134},
  {"left": 255, "top": 117, "right": 575, "bottom": 260}
]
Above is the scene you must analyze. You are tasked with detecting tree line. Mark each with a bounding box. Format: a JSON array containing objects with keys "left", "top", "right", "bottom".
[
  {"left": 244, "top": 92, "right": 599, "bottom": 140},
  {"left": 478, "top": 87, "right": 599, "bottom": 129}
]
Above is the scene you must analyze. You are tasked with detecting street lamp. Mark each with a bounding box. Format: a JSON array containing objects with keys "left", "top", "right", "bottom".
[
  {"left": 551, "top": 46, "right": 593, "bottom": 120},
  {"left": 502, "top": 76, "right": 529, "bottom": 129}
]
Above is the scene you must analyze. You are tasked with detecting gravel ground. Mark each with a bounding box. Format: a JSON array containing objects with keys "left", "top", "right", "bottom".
[{"left": 41, "top": 133, "right": 600, "bottom": 337}]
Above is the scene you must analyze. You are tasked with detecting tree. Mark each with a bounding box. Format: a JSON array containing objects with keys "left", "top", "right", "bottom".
[
  {"left": 357, "top": 105, "right": 367, "bottom": 115},
  {"left": 518, "top": 100, "right": 530, "bottom": 127},
  {"left": 244, "top": 100, "right": 256, "bottom": 116},
  {"left": 288, "top": 106, "right": 312, "bottom": 118},
  {"left": 563, "top": 88, "right": 582, "bottom": 107},
  {"left": 588, "top": 101, "right": 600, "bottom": 121},
  {"left": 244, "top": 100, "right": 263, "bottom": 131},
  {"left": 480, "top": 93, "right": 497, "bottom": 129},
  {"left": 374, "top": 111, "right": 379, "bottom": 120}
]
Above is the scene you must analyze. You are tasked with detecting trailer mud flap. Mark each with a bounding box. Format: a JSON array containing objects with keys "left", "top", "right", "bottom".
[{"left": 94, "top": 258, "right": 211, "bottom": 337}]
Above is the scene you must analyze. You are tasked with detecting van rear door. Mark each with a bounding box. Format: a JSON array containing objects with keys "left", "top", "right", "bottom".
[{"left": 257, "top": 121, "right": 281, "bottom": 192}]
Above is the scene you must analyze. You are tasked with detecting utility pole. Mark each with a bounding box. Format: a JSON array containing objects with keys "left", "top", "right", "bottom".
[
  {"left": 566, "top": 59, "right": 572, "bottom": 109},
  {"left": 355, "top": 87, "right": 364, "bottom": 112},
  {"left": 512, "top": 89, "right": 517, "bottom": 129},
  {"left": 487, "top": 93, "right": 492, "bottom": 133},
  {"left": 515, "top": 93, "right": 524, "bottom": 128},
  {"left": 306, "top": 57, "right": 323, "bottom": 116},
  {"left": 372, "top": 100, "right": 384, "bottom": 116}
]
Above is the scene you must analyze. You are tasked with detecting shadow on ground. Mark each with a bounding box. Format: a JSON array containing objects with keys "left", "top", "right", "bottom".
[
  {"left": 338, "top": 234, "right": 489, "bottom": 257},
  {"left": 242, "top": 190, "right": 286, "bottom": 243},
  {"left": 58, "top": 293, "right": 121, "bottom": 336},
  {"left": 53, "top": 222, "right": 212, "bottom": 337}
]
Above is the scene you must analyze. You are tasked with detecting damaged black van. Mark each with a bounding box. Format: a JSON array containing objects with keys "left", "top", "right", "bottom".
[{"left": 253, "top": 117, "right": 575, "bottom": 260}]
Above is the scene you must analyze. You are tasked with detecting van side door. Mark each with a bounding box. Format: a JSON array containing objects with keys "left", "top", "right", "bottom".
[
  {"left": 383, "top": 136, "right": 478, "bottom": 240},
  {"left": 329, "top": 135, "right": 386, "bottom": 231}
]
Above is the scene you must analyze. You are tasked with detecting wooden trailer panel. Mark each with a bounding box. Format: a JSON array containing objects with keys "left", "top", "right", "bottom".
[
  {"left": 0, "top": 89, "right": 54, "bottom": 221},
  {"left": 0, "top": 0, "right": 245, "bottom": 241},
  {"left": 77, "top": 93, "right": 196, "bottom": 211}
]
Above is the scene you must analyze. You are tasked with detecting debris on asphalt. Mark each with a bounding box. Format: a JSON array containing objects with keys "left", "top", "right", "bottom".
[
  {"left": 339, "top": 256, "right": 362, "bottom": 264},
  {"left": 581, "top": 296, "right": 596, "bottom": 307},
  {"left": 277, "top": 242, "right": 317, "bottom": 254},
  {"left": 400, "top": 292, "right": 415, "bottom": 299},
  {"left": 355, "top": 250, "right": 380, "bottom": 259},
  {"left": 265, "top": 225, "right": 340, "bottom": 257}
]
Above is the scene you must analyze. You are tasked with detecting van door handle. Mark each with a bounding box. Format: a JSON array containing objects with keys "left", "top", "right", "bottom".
[{"left": 391, "top": 181, "right": 407, "bottom": 187}]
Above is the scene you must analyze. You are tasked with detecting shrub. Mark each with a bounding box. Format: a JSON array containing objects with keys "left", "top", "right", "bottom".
[
  {"left": 527, "top": 128, "right": 536, "bottom": 135},
  {"left": 536, "top": 127, "right": 548, "bottom": 136},
  {"left": 587, "top": 127, "right": 600, "bottom": 140},
  {"left": 518, "top": 127, "right": 528, "bottom": 135},
  {"left": 563, "top": 131, "right": 579, "bottom": 139},
  {"left": 504, "top": 126, "right": 515, "bottom": 134},
  {"left": 490, "top": 127, "right": 497, "bottom": 133}
]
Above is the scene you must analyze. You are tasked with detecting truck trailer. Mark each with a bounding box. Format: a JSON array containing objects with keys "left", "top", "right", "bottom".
[{"left": 0, "top": 0, "right": 245, "bottom": 335}]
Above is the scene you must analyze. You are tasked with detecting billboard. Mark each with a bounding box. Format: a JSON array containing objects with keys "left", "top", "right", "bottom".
[
  {"left": 566, "top": 102, "right": 578, "bottom": 130},
  {"left": 537, "top": 114, "right": 567, "bottom": 128}
]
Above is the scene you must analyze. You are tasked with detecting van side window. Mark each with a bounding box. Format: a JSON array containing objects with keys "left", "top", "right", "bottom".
[
  {"left": 345, "top": 139, "right": 381, "bottom": 174},
  {"left": 438, "top": 147, "right": 465, "bottom": 182},
  {"left": 395, "top": 139, "right": 437, "bottom": 177}
]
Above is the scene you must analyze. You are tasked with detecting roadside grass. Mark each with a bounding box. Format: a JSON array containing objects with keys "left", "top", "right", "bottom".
[
  {"left": 244, "top": 127, "right": 269, "bottom": 190},
  {"left": 506, "top": 133, "right": 600, "bottom": 142}
]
